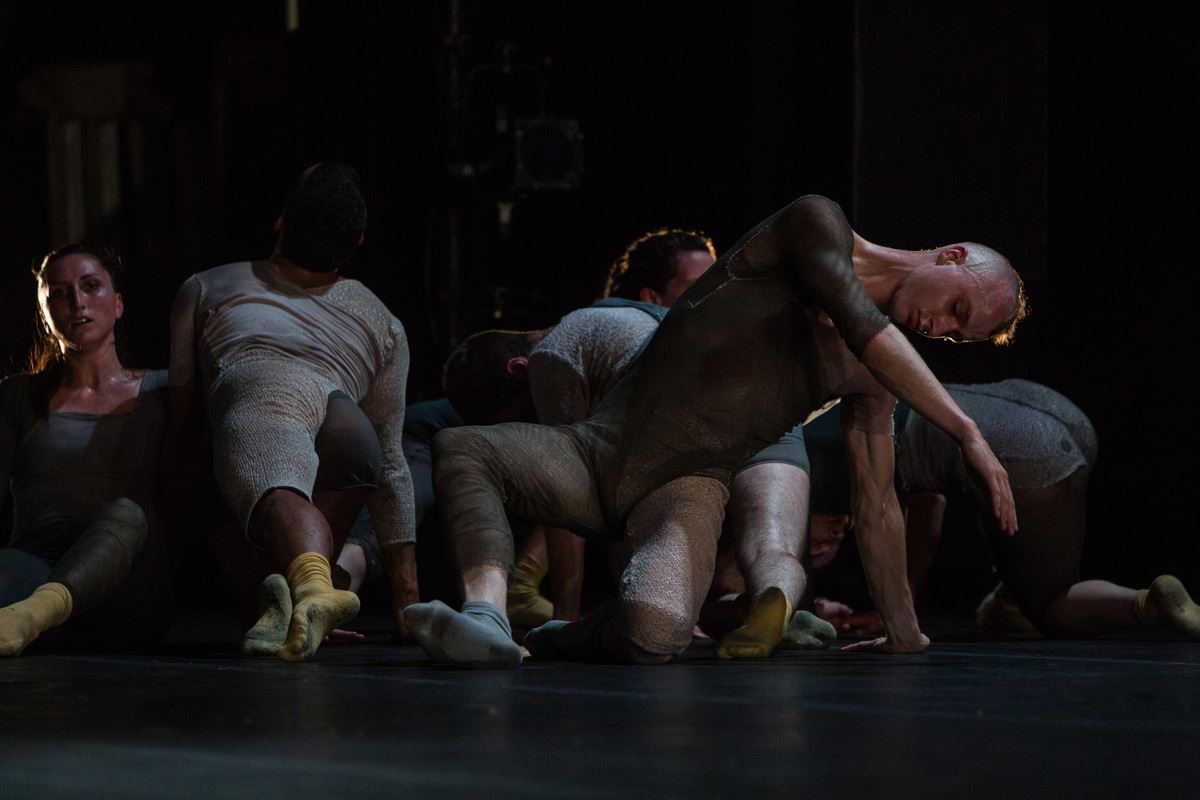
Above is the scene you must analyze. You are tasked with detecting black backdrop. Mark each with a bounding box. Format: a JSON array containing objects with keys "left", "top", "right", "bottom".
[{"left": 0, "top": 1, "right": 1194, "bottom": 588}]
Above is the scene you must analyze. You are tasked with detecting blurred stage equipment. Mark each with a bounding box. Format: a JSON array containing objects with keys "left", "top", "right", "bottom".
[
  {"left": 429, "top": 0, "right": 584, "bottom": 349},
  {"left": 514, "top": 118, "right": 583, "bottom": 191}
]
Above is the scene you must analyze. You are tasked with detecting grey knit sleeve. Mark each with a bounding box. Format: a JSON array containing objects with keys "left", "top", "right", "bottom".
[
  {"left": 528, "top": 349, "right": 591, "bottom": 426},
  {"left": 360, "top": 318, "right": 416, "bottom": 546}
]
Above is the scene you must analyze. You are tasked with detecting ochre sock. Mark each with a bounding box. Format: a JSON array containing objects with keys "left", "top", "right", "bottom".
[
  {"left": 1135, "top": 575, "right": 1200, "bottom": 640},
  {"left": 276, "top": 552, "right": 361, "bottom": 662},
  {"left": 241, "top": 573, "right": 293, "bottom": 657},
  {"left": 778, "top": 610, "right": 838, "bottom": 650},
  {"left": 715, "top": 587, "right": 792, "bottom": 659},
  {"left": 506, "top": 553, "right": 553, "bottom": 629},
  {"left": 0, "top": 582, "right": 73, "bottom": 657}
]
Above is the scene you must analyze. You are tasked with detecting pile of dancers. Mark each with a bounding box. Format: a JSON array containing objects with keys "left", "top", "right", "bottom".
[{"left": 3, "top": 163, "right": 1197, "bottom": 663}]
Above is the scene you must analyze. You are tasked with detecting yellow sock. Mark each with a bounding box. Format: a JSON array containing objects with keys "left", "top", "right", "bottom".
[
  {"left": 276, "top": 552, "right": 360, "bottom": 662},
  {"left": 241, "top": 574, "right": 292, "bottom": 657},
  {"left": 0, "top": 582, "right": 73, "bottom": 657},
  {"left": 507, "top": 553, "right": 553, "bottom": 629},
  {"left": 715, "top": 587, "right": 792, "bottom": 659},
  {"left": 1135, "top": 575, "right": 1200, "bottom": 640}
]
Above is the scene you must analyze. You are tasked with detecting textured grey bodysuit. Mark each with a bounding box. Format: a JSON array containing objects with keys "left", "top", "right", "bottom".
[
  {"left": 808, "top": 379, "right": 1098, "bottom": 631},
  {"left": 433, "top": 195, "right": 890, "bottom": 659},
  {"left": 898, "top": 380, "right": 1095, "bottom": 496},
  {"left": 897, "top": 379, "right": 1097, "bottom": 628},
  {"left": 528, "top": 301, "right": 663, "bottom": 426},
  {"left": 170, "top": 261, "right": 414, "bottom": 544}
]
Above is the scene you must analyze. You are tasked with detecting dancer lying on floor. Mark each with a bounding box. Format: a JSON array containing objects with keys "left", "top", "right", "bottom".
[
  {"left": 1, "top": 246, "right": 171, "bottom": 656},
  {"left": 795, "top": 380, "right": 1200, "bottom": 641},
  {"left": 167, "top": 163, "right": 414, "bottom": 662},
  {"left": 405, "top": 193, "right": 1026, "bottom": 667}
]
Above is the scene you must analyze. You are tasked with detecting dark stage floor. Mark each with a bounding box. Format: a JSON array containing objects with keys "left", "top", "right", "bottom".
[{"left": 2, "top": 612, "right": 1197, "bottom": 799}]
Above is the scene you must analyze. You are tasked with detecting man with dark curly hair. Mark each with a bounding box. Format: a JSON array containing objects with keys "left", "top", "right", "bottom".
[{"left": 168, "top": 163, "right": 414, "bottom": 662}]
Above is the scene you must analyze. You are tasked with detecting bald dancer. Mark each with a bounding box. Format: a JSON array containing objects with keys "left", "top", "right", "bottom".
[{"left": 406, "top": 194, "right": 1025, "bottom": 667}]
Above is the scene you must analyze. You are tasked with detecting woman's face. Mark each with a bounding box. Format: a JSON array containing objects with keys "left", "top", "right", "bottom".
[{"left": 38, "top": 253, "right": 123, "bottom": 355}]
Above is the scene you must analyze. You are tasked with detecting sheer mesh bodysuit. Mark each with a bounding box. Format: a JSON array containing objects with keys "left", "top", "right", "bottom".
[
  {"left": 434, "top": 196, "right": 889, "bottom": 660},
  {"left": 170, "top": 261, "right": 414, "bottom": 545}
]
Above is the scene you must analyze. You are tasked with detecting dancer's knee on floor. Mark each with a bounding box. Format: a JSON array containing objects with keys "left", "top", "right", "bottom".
[{"left": 619, "top": 601, "right": 692, "bottom": 663}]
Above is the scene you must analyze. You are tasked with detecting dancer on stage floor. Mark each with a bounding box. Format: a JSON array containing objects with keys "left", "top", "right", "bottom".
[
  {"left": 442, "top": 229, "right": 829, "bottom": 657},
  {"left": 501, "top": 227, "right": 716, "bottom": 628},
  {"left": 405, "top": 193, "right": 1026, "bottom": 667},
  {"left": 334, "top": 228, "right": 717, "bottom": 631},
  {"left": 798, "top": 380, "right": 1200, "bottom": 641},
  {"left": 1, "top": 246, "right": 171, "bottom": 656},
  {"left": 167, "top": 163, "right": 413, "bottom": 661}
]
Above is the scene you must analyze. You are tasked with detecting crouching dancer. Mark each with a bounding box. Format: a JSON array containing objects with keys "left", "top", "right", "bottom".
[
  {"left": 167, "top": 164, "right": 414, "bottom": 661},
  {"left": 406, "top": 194, "right": 1024, "bottom": 666},
  {"left": 803, "top": 380, "right": 1200, "bottom": 641}
]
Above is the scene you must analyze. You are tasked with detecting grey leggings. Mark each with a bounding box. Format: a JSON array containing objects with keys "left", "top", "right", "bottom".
[
  {"left": 981, "top": 468, "right": 1088, "bottom": 634},
  {"left": 0, "top": 497, "right": 168, "bottom": 649},
  {"left": 433, "top": 422, "right": 728, "bottom": 661},
  {"left": 314, "top": 391, "right": 381, "bottom": 492}
]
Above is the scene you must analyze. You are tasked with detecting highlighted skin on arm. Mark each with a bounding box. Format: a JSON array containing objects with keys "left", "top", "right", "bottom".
[
  {"left": 837, "top": 392, "right": 927, "bottom": 654},
  {"left": 821, "top": 491, "right": 945, "bottom": 639},
  {"left": 381, "top": 542, "right": 418, "bottom": 640},
  {"left": 858, "top": 325, "right": 1016, "bottom": 534}
]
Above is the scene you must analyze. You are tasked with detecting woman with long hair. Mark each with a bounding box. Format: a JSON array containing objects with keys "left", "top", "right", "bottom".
[{"left": 0, "top": 245, "right": 170, "bottom": 656}]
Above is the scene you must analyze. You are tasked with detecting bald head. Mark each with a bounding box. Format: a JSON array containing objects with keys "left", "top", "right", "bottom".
[
  {"left": 959, "top": 242, "right": 1026, "bottom": 344},
  {"left": 887, "top": 242, "right": 1026, "bottom": 344}
]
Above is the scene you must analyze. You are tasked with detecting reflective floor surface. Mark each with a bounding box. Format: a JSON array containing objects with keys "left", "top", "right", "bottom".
[{"left": 2, "top": 612, "right": 1196, "bottom": 799}]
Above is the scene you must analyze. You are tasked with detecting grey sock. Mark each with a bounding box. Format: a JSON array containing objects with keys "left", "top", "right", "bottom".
[
  {"left": 777, "top": 610, "right": 837, "bottom": 650},
  {"left": 524, "top": 599, "right": 617, "bottom": 660},
  {"left": 403, "top": 599, "right": 522, "bottom": 668}
]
